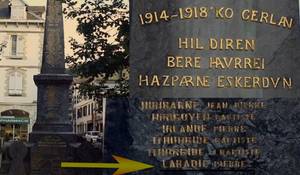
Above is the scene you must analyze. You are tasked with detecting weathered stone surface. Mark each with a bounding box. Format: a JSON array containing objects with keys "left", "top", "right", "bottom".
[
  {"left": 126, "top": 1, "right": 300, "bottom": 174},
  {"left": 33, "top": 0, "right": 73, "bottom": 132},
  {"left": 30, "top": 135, "right": 75, "bottom": 175},
  {"left": 33, "top": 77, "right": 73, "bottom": 132},
  {"left": 30, "top": 0, "right": 76, "bottom": 174},
  {"left": 104, "top": 98, "right": 300, "bottom": 175},
  {"left": 41, "top": 0, "right": 65, "bottom": 74},
  {"left": 130, "top": 0, "right": 300, "bottom": 98}
]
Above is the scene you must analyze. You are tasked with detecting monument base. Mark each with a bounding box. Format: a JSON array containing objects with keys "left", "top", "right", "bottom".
[
  {"left": 32, "top": 124, "right": 73, "bottom": 133},
  {"left": 29, "top": 132, "right": 77, "bottom": 175}
]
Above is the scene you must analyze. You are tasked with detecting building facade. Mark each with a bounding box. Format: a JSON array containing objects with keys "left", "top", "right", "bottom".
[
  {"left": 0, "top": 0, "right": 44, "bottom": 141},
  {"left": 72, "top": 73, "right": 127, "bottom": 138},
  {"left": 72, "top": 81, "right": 106, "bottom": 136}
]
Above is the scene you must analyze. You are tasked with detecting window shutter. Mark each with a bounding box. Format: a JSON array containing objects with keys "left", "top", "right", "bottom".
[
  {"left": 17, "top": 35, "right": 25, "bottom": 56},
  {"left": 9, "top": 73, "right": 16, "bottom": 94},
  {"left": 8, "top": 72, "right": 23, "bottom": 95},
  {"left": 15, "top": 72, "right": 23, "bottom": 94}
]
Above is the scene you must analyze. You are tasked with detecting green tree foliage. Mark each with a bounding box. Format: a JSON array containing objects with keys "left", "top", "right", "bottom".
[{"left": 63, "top": 0, "right": 129, "bottom": 98}]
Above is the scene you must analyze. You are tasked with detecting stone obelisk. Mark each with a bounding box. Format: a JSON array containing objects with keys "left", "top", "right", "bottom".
[{"left": 30, "top": 0, "right": 75, "bottom": 174}]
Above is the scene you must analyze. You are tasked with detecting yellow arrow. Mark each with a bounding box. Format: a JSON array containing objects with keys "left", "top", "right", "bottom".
[{"left": 61, "top": 155, "right": 154, "bottom": 175}]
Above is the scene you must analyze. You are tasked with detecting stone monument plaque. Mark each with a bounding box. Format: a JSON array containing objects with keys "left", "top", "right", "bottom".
[
  {"left": 104, "top": 1, "right": 300, "bottom": 175},
  {"left": 130, "top": 0, "right": 300, "bottom": 98}
]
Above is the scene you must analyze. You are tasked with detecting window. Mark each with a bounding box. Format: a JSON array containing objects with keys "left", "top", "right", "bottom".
[
  {"left": 87, "top": 104, "right": 90, "bottom": 115},
  {"left": 11, "top": 35, "right": 17, "bottom": 56},
  {"left": 83, "top": 106, "right": 87, "bottom": 117},
  {"left": 8, "top": 72, "right": 23, "bottom": 96},
  {"left": 9, "top": 34, "right": 24, "bottom": 58},
  {"left": 77, "top": 108, "right": 82, "bottom": 118}
]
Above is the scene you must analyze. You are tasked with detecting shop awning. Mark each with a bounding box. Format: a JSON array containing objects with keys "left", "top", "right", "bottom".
[{"left": 0, "top": 116, "right": 30, "bottom": 124}]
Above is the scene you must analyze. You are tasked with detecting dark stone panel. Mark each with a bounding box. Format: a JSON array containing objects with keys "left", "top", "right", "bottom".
[
  {"left": 104, "top": 98, "right": 300, "bottom": 175},
  {"left": 130, "top": 0, "right": 300, "bottom": 98}
]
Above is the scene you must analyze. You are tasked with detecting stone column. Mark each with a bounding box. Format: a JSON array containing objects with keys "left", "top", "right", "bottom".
[{"left": 30, "top": 0, "right": 76, "bottom": 174}]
